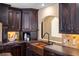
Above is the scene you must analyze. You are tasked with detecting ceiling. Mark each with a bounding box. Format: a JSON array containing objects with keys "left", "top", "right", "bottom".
[{"left": 7, "top": 3, "right": 56, "bottom": 9}]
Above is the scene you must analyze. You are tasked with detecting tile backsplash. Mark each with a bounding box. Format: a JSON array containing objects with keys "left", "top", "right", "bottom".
[
  {"left": 8, "top": 32, "right": 19, "bottom": 42},
  {"left": 62, "top": 34, "right": 79, "bottom": 49}
]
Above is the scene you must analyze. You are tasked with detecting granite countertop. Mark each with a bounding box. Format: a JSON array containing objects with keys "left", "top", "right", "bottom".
[
  {"left": 0, "top": 40, "right": 38, "bottom": 46},
  {"left": 0, "top": 41, "right": 27, "bottom": 50},
  {"left": 44, "top": 43, "right": 79, "bottom": 56},
  {"left": 1, "top": 40, "right": 79, "bottom": 56},
  {"left": 2, "top": 40, "right": 79, "bottom": 56}
]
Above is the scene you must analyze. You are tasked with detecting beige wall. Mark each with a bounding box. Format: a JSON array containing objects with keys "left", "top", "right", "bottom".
[{"left": 38, "top": 4, "right": 59, "bottom": 40}]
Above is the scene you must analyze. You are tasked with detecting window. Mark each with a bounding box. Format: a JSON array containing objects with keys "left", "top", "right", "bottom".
[{"left": 51, "top": 17, "right": 62, "bottom": 38}]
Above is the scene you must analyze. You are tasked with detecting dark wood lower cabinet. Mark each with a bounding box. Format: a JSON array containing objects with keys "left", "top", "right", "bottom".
[
  {"left": 0, "top": 42, "right": 38, "bottom": 56},
  {"left": 0, "top": 42, "right": 27, "bottom": 56},
  {"left": 20, "top": 42, "right": 26, "bottom": 56},
  {"left": 2, "top": 44, "right": 21, "bottom": 56},
  {"left": 30, "top": 51, "right": 40, "bottom": 56},
  {"left": 44, "top": 49, "right": 63, "bottom": 56},
  {"left": 11, "top": 45, "right": 21, "bottom": 56},
  {"left": 26, "top": 47, "right": 40, "bottom": 56},
  {"left": 44, "top": 49, "right": 55, "bottom": 56}
]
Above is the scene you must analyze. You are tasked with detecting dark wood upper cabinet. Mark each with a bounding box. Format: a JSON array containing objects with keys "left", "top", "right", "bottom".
[
  {"left": 31, "top": 10, "right": 38, "bottom": 31},
  {"left": 0, "top": 3, "right": 38, "bottom": 42},
  {"left": 22, "top": 9, "right": 38, "bottom": 32},
  {"left": 21, "top": 9, "right": 38, "bottom": 40},
  {"left": 70, "top": 4, "right": 76, "bottom": 33},
  {"left": 22, "top": 10, "right": 32, "bottom": 31},
  {"left": 0, "top": 4, "right": 10, "bottom": 43},
  {"left": 14, "top": 10, "right": 21, "bottom": 31},
  {"left": 8, "top": 9, "right": 13, "bottom": 29},
  {"left": 75, "top": 4, "right": 79, "bottom": 33},
  {"left": 0, "top": 4, "right": 10, "bottom": 26},
  {"left": 59, "top": 3, "right": 66, "bottom": 33},
  {"left": 59, "top": 3, "right": 76, "bottom": 34},
  {"left": 8, "top": 8, "right": 21, "bottom": 31}
]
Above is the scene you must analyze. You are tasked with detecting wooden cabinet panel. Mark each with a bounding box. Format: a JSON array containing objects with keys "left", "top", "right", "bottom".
[
  {"left": 2, "top": 26, "right": 8, "bottom": 43},
  {"left": 8, "top": 9, "right": 14, "bottom": 30},
  {"left": 22, "top": 9, "right": 38, "bottom": 32},
  {"left": 59, "top": 3, "right": 76, "bottom": 33},
  {"left": 75, "top": 4, "right": 79, "bottom": 33},
  {"left": 64, "top": 4, "right": 71, "bottom": 33},
  {"left": 22, "top": 9, "right": 38, "bottom": 40},
  {"left": 22, "top": 11, "right": 32, "bottom": 31},
  {"left": 1, "top": 44, "right": 22, "bottom": 56},
  {"left": 31, "top": 10, "right": 38, "bottom": 31},
  {"left": 70, "top": 4, "right": 76, "bottom": 33},
  {"left": 44, "top": 49, "right": 55, "bottom": 56},
  {"left": 20, "top": 42, "right": 26, "bottom": 56},
  {"left": 59, "top": 3, "right": 66, "bottom": 33},
  {"left": 14, "top": 11, "right": 21, "bottom": 30},
  {"left": 0, "top": 4, "right": 9, "bottom": 26},
  {"left": 11, "top": 45, "right": 21, "bottom": 56},
  {"left": 8, "top": 8, "right": 21, "bottom": 31},
  {"left": 0, "top": 4, "right": 10, "bottom": 43},
  {"left": 59, "top": 3, "right": 71, "bottom": 33}
]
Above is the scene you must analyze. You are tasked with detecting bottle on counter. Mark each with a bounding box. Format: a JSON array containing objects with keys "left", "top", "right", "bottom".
[
  {"left": 27, "top": 35, "right": 30, "bottom": 42},
  {"left": 24, "top": 33, "right": 27, "bottom": 41}
]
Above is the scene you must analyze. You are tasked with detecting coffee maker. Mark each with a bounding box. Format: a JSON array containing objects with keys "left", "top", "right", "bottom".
[{"left": 23, "top": 32, "right": 31, "bottom": 42}]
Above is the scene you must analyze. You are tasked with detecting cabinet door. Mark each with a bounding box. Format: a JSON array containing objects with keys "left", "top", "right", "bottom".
[
  {"left": 14, "top": 10, "right": 21, "bottom": 31},
  {"left": 59, "top": 3, "right": 67, "bottom": 33},
  {"left": 0, "top": 4, "right": 8, "bottom": 26},
  {"left": 2, "top": 26, "right": 8, "bottom": 43},
  {"left": 75, "top": 4, "right": 79, "bottom": 33},
  {"left": 8, "top": 9, "right": 21, "bottom": 31},
  {"left": 31, "top": 10, "right": 38, "bottom": 31},
  {"left": 20, "top": 42, "right": 26, "bottom": 56},
  {"left": 8, "top": 10, "right": 14, "bottom": 30},
  {"left": 65, "top": 4, "right": 72, "bottom": 33},
  {"left": 59, "top": 3, "right": 74, "bottom": 33},
  {"left": 11, "top": 45, "right": 21, "bottom": 56},
  {"left": 70, "top": 4, "right": 76, "bottom": 33},
  {"left": 22, "top": 11, "right": 32, "bottom": 31},
  {"left": 44, "top": 49, "right": 56, "bottom": 56}
]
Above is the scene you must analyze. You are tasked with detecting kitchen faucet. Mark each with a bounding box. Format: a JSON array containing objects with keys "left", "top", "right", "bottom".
[{"left": 42, "top": 32, "right": 53, "bottom": 45}]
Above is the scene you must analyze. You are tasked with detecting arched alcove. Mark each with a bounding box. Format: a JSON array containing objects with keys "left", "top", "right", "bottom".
[{"left": 41, "top": 16, "right": 62, "bottom": 42}]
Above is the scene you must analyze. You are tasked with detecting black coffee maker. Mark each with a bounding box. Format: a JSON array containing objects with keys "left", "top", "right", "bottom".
[{"left": 23, "top": 32, "right": 31, "bottom": 41}]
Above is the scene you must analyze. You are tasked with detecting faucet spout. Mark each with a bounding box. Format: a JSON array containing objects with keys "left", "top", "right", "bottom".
[{"left": 42, "top": 32, "right": 50, "bottom": 45}]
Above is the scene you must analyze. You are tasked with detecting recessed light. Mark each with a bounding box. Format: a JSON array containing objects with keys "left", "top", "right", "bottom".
[{"left": 41, "top": 3, "right": 45, "bottom": 6}]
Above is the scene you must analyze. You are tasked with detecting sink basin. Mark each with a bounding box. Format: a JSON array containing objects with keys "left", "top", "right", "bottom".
[
  {"left": 29, "top": 41, "right": 53, "bottom": 55},
  {"left": 31, "top": 42, "right": 47, "bottom": 49},
  {"left": 31, "top": 41, "right": 53, "bottom": 47},
  {"left": 30, "top": 42, "right": 47, "bottom": 55},
  {"left": 34, "top": 42, "right": 46, "bottom": 45}
]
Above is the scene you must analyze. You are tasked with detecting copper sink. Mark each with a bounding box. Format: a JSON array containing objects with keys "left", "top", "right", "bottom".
[
  {"left": 30, "top": 42, "right": 47, "bottom": 55},
  {"left": 32, "top": 42, "right": 47, "bottom": 48}
]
